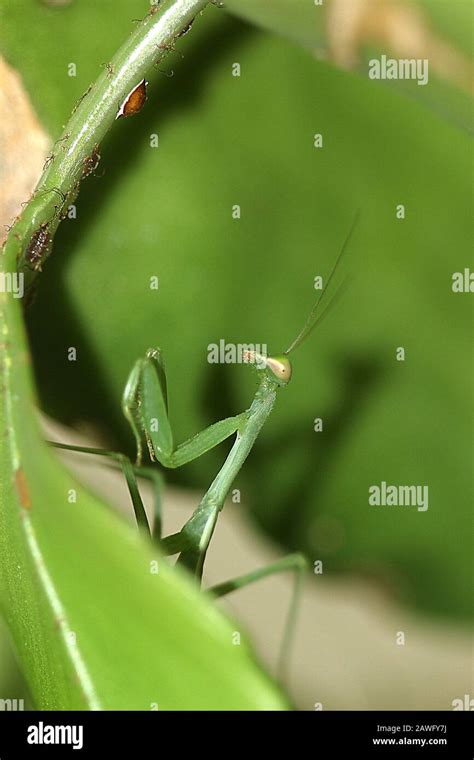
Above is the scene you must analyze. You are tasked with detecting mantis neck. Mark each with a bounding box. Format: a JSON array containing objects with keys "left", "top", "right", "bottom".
[
  {"left": 208, "top": 376, "right": 277, "bottom": 506},
  {"left": 177, "top": 375, "right": 278, "bottom": 577}
]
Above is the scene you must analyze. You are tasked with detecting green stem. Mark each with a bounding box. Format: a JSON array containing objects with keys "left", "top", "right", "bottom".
[{"left": 2, "top": 0, "right": 209, "bottom": 288}]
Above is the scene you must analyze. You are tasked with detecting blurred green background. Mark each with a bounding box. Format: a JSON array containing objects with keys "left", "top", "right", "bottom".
[{"left": 0, "top": 0, "right": 472, "bottom": 649}]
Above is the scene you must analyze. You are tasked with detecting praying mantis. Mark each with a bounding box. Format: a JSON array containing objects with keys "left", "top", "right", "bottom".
[{"left": 50, "top": 215, "right": 357, "bottom": 675}]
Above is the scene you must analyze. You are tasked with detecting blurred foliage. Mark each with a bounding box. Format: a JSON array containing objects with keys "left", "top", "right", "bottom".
[
  {"left": 224, "top": 0, "right": 474, "bottom": 133},
  {"left": 0, "top": 0, "right": 472, "bottom": 626},
  {"left": 225, "top": 0, "right": 474, "bottom": 59}
]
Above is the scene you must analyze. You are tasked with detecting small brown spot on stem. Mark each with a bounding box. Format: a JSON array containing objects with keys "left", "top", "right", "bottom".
[
  {"left": 25, "top": 223, "right": 50, "bottom": 271},
  {"left": 148, "top": 1, "right": 160, "bottom": 16},
  {"left": 158, "top": 42, "right": 176, "bottom": 53},
  {"left": 116, "top": 79, "right": 148, "bottom": 119},
  {"left": 82, "top": 144, "right": 101, "bottom": 178}
]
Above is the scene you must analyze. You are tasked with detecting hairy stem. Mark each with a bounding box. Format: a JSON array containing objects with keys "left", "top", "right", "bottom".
[{"left": 2, "top": 0, "right": 209, "bottom": 289}]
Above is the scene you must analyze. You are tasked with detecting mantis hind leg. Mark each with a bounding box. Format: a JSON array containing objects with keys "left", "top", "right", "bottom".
[{"left": 207, "top": 552, "right": 308, "bottom": 681}]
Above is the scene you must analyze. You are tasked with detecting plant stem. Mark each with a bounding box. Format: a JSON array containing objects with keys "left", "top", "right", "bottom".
[{"left": 2, "top": 0, "right": 209, "bottom": 289}]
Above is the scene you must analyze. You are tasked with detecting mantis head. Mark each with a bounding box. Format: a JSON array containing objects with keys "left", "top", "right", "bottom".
[
  {"left": 243, "top": 350, "right": 292, "bottom": 386},
  {"left": 265, "top": 355, "right": 292, "bottom": 386}
]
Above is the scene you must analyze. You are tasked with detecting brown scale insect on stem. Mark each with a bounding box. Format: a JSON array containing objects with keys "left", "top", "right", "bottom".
[
  {"left": 25, "top": 223, "right": 51, "bottom": 272},
  {"left": 116, "top": 79, "right": 148, "bottom": 119},
  {"left": 82, "top": 144, "right": 101, "bottom": 178},
  {"left": 157, "top": 41, "right": 177, "bottom": 54},
  {"left": 147, "top": 1, "right": 161, "bottom": 16}
]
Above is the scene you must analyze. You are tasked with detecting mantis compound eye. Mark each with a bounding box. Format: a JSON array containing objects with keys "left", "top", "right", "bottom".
[{"left": 266, "top": 355, "right": 292, "bottom": 385}]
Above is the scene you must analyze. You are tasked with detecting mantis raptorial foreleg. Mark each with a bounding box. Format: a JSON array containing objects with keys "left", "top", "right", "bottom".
[{"left": 122, "top": 347, "right": 247, "bottom": 469}]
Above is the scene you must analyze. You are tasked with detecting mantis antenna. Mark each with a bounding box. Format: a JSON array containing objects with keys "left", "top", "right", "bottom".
[{"left": 284, "top": 211, "right": 360, "bottom": 355}]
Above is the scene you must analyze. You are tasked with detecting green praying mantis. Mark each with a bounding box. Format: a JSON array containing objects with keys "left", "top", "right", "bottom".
[{"left": 50, "top": 215, "right": 357, "bottom": 675}]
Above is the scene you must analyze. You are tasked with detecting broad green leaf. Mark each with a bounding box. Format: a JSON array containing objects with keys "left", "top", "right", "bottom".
[
  {"left": 223, "top": 0, "right": 474, "bottom": 58},
  {"left": 224, "top": 0, "right": 324, "bottom": 54},
  {"left": 223, "top": 0, "right": 474, "bottom": 132},
  {"left": 0, "top": 0, "right": 472, "bottom": 627}
]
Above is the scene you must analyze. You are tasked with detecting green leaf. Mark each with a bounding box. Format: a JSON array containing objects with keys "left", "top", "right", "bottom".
[
  {"left": 223, "top": 0, "right": 474, "bottom": 132},
  {"left": 224, "top": 0, "right": 324, "bottom": 54},
  {"left": 223, "top": 0, "right": 474, "bottom": 59}
]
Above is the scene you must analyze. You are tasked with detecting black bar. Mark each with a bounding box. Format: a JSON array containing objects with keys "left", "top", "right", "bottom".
[{"left": 0, "top": 710, "right": 472, "bottom": 756}]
